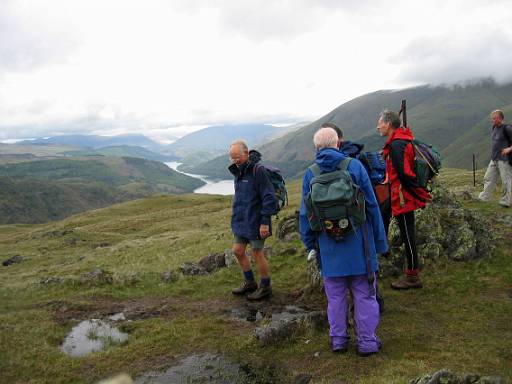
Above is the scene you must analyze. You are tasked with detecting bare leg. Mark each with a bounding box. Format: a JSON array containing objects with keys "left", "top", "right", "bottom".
[
  {"left": 251, "top": 248, "right": 269, "bottom": 278},
  {"left": 232, "top": 243, "right": 250, "bottom": 271}
]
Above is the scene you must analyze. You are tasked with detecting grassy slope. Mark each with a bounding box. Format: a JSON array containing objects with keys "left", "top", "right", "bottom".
[
  {"left": 0, "top": 170, "right": 511, "bottom": 383},
  {"left": 0, "top": 156, "right": 205, "bottom": 224}
]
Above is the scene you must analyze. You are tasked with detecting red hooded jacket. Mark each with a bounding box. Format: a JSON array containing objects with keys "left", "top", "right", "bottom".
[{"left": 382, "top": 127, "right": 431, "bottom": 216}]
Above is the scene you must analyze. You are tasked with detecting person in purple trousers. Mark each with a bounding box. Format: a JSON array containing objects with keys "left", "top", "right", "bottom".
[{"left": 300, "top": 127, "right": 388, "bottom": 356}]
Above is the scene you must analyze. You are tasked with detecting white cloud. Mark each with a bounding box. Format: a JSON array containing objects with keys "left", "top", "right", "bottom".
[{"left": 0, "top": 0, "right": 512, "bottom": 141}]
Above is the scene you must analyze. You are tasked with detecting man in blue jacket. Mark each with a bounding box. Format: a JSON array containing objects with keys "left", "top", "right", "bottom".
[
  {"left": 300, "top": 127, "right": 388, "bottom": 355},
  {"left": 228, "top": 139, "right": 277, "bottom": 300}
]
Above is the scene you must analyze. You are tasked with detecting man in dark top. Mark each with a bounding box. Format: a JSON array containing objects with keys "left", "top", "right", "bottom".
[
  {"left": 228, "top": 139, "right": 277, "bottom": 300},
  {"left": 478, "top": 110, "right": 512, "bottom": 207}
]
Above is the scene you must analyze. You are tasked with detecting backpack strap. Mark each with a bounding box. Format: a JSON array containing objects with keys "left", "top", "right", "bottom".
[
  {"left": 309, "top": 158, "right": 351, "bottom": 177},
  {"left": 308, "top": 163, "right": 321, "bottom": 177},
  {"left": 362, "top": 222, "right": 376, "bottom": 296},
  {"left": 339, "top": 157, "right": 352, "bottom": 171},
  {"left": 503, "top": 124, "right": 512, "bottom": 145}
]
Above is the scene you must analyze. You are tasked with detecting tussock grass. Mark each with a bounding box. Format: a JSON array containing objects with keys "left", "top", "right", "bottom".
[{"left": 0, "top": 169, "right": 511, "bottom": 383}]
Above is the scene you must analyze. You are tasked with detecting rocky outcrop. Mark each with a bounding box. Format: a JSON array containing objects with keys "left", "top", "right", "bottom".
[
  {"left": 381, "top": 185, "right": 496, "bottom": 276},
  {"left": 198, "top": 253, "right": 226, "bottom": 273},
  {"left": 2, "top": 255, "right": 24, "bottom": 266},
  {"left": 179, "top": 262, "right": 207, "bottom": 276},
  {"left": 254, "top": 306, "right": 326, "bottom": 346}
]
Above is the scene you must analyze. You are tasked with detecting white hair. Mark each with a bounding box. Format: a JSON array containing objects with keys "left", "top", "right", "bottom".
[
  {"left": 230, "top": 139, "right": 248, "bottom": 154},
  {"left": 313, "top": 127, "right": 338, "bottom": 150}
]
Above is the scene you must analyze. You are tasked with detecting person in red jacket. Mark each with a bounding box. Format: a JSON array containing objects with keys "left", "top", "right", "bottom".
[{"left": 377, "top": 110, "right": 431, "bottom": 289}]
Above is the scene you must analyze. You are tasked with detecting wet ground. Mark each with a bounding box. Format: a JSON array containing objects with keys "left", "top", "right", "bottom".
[
  {"left": 60, "top": 318, "right": 129, "bottom": 357},
  {"left": 134, "top": 353, "right": 240, "bottom": 384}
]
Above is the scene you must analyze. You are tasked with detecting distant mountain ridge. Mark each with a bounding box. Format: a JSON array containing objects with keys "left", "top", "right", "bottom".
[
  {"left": 188, "top": 80, "right": 512, "bottom": 178},
  {"left": 163, "top": 123, "right": 301, "bottom": 158},
  {"left": 20, "top": 134, "right": 162, "bottom": 151}
]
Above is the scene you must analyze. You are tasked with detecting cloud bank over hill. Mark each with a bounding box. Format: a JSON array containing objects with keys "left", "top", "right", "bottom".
[{"left": 0, "top": 0, "right": 511, "bottom": 141}]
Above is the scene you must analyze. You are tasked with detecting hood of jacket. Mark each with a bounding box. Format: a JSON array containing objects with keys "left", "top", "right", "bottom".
[
  {"left": 315, "top": 147, "right": 347, "bottom": 172},
  {"left": 384, "top": 127, "right": 415, "bottom": 149},
  {"left": 339, "top": 141, "right": 364, "bottom": 158},
  {"left": 228, "top": 149, "right": 262, "bottom": 178}
]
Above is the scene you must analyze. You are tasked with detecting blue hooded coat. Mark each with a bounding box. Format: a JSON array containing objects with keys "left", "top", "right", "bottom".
[
  {"left": 299, "top": 148, "right": 388, "bottom": 277},
  {"left": 229, "top": 150, "right": 277, "bottom": 240}
]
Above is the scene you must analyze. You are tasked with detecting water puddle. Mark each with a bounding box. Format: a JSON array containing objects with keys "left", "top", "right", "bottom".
[
  {"left": 134, "top": 353, "right": 240, "bottom": 384},
  {"left": 60, "top": 318, "right": 129, "bottom": 357}
]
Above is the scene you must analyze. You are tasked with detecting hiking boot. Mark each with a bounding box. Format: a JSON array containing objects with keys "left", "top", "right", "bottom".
[
  {"left": 330, "top": 342, "right": 348, "bottom": 354},
  {"left": 232, "top": 280, "right": 258, "bottom": 295},
  {"left": 247, "top": 285, "right": 272, "bottom": 301},
  {"left": 390, "top": 275, "right": 423, "bottom": 290}
]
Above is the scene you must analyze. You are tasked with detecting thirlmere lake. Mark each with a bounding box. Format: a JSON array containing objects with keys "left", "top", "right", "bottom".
[{"left": 165, "top": 162, "right": 234, "bottom": 195}]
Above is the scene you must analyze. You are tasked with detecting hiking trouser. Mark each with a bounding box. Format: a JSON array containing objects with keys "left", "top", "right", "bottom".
[
  {"left": 478, "top": 160, "right": 512, "bottom": 207},
  {"left": 396, "top": 211, "right": 419, "bottom": 272},
  {"left": 323, "top": 275, "right": 381, "bottom": 353}
]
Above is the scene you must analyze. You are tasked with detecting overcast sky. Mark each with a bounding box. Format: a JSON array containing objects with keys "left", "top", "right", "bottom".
[{"left": 1, "top": 0, "right": 512, "bottom": 142}]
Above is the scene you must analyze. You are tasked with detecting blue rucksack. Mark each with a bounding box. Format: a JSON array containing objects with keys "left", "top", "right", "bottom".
[
  {"left": 357, "top": 151, "right": 386, "bottom": 185},
  {"left": 253, "top": 163, "right": 288, "bottom": 214}
]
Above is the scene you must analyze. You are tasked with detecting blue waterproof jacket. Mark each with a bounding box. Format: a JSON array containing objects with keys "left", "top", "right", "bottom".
[
  {"left": 229, "top": 150, "right": 277, "bottom": 240},
  {"left": 299, "top": 148, "right": 388, "bottom": 277}
]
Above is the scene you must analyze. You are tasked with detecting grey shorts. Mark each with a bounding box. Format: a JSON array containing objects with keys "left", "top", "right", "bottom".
[{"left": 234, "top": 235, "right": 265, "bottom": 250}]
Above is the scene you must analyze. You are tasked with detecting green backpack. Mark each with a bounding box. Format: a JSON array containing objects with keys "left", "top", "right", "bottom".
[{"left": 304, "top": 158, "right": 366, "bottom": 242}]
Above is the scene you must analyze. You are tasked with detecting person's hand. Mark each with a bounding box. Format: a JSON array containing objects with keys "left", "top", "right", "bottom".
[
  {"left": 259, "top": 224, "right": 270, "bottom": 239},
  {"left": 501, "top": 147, "right": 512, "bottom": 156}
]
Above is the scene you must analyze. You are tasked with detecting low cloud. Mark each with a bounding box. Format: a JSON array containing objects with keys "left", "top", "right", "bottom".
[
  {"left": 395, "top": 29, "right": 512, "bottom": 85},
  {"left": 0, "top": 1, "right": 79, "bottom": 72},
  {"left": 173, "top": 0, "right": 376, "bottom": 42}
]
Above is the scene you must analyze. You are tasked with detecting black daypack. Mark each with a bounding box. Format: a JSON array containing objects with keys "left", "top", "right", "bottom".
[
  {"left": 304, "top": 158, "right": 366, "bottom": 242},
  {"left": 253, "top": 163, "right": 288, "bottom": 214},
  {"left": 411, "top": 139, "right": 442, "bottom": 189},
  {"left": 502, "top": 124, "right": 512, "bottom": 166}
]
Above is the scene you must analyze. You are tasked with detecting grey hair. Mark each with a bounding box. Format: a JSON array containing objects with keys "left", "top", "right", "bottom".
[
  {"left": 491, "top": 109, "right": 504, "bottom": 119},
  {"left": 230, "top": 139, "right": 248, "bottom": 154},
  {"left": 379, "top": 109, "right": 401, "bottom": 129},
  {"left": 313, "top": 127, "right": 338, "bottom": 150}
]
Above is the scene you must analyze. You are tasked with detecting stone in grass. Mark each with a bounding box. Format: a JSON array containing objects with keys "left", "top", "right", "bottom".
[
  {"left": 160, "top": 271, "right": 178, "bottom": 283},
  {"left": 224, "top": 249, "right": 236, "bottom": 267},
  {"left": 81, "top": 268, "right": 114, "bottom": 285},
  {"left": 198, "top": 253, "right": 226, "bottom": 273},
  {"left": 254, "top": 307, "right": 325, "bottom": 346},
  {"left": 409, "top": 369, "right": 505, "bottom": 384},
  {"left": 179, "top": 262, "right": 207, "bottom": 276},
  {"left": 2, "top": 255, "right": 24, "bottom": 266},
  {"left": 40, "top": 276, "right": 64, "bottom": 284}
]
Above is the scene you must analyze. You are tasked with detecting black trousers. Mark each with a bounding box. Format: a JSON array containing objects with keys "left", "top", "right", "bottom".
[{"left": 395, "top": 211, "right": 418, "bottom": 272}]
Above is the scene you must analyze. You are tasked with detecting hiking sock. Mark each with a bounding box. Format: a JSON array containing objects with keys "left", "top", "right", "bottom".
[
  {"left": 260, "top": 277, "right": 271, "bottom": 287},
  {"left": 243, "top": 270, "right": 255, "bottom": 282}
]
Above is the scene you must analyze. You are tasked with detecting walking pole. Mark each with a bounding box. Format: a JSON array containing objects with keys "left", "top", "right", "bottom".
[
  {"left": 399, "top": 100, "right": 407, "bottom": 127},
  {"left": 472, "top": 153, "right": 476, "bottom": 187}
]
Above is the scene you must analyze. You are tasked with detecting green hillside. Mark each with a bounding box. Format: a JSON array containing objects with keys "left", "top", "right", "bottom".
[
  {"left": 0, "top": 177, "right": 128, "bottom": 224},
  {"left": 442, "top": 104, "right": 512, "bottom": 169},
  {"left": 0, "top": 170, "right": 510, "bottom": 383},
  {"left": 0, "top": 156, "right": 205, "bottom": 224},
  {"left": 189, "top": 80, "right": 512, "bottom": 178}
]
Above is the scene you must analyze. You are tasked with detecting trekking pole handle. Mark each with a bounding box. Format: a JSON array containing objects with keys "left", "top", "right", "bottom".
[{"left": 399, "top": 99, "right": 407, "bottom": 127}]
